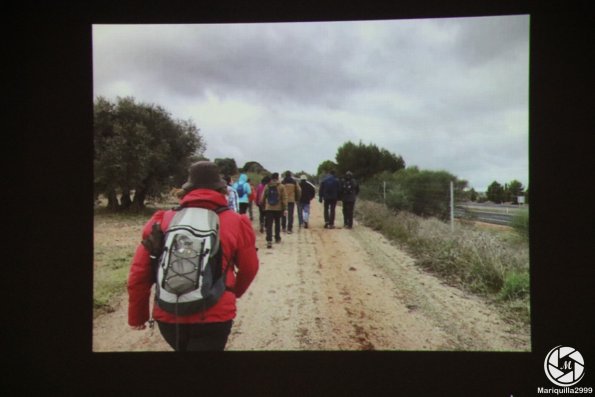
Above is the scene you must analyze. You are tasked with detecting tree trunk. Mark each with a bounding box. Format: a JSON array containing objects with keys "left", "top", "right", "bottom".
[
  {"left": 131, "top": 189, "right": 146, "bottom": 211},
  {"left": 106, "top": 190, "right": 120, "bottom": 211},
  {"left": 120, "top": 189, "right": 132, "bottom": 210}
]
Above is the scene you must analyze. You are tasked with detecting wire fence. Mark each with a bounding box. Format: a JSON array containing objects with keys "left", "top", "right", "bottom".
[{"left": 359, "top": 180, "right": 527, "bottom": 227}]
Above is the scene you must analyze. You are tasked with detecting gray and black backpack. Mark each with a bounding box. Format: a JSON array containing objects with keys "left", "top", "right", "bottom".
[
  {"left": 155, "top": 205, "right": 230, "bottom": 316},
  {"left": 342, "top": 179, "right": 354, "bottom": 195}
]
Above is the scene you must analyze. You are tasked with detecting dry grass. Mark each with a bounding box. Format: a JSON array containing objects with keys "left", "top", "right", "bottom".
[
  {"left": 355, "top": 200, "right": 530, "bottom": 323},
  {"left": 93, "top": 195, "right": 178, "bottom": 317}
]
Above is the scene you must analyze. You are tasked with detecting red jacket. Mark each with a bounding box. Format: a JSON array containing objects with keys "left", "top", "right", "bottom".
[
  {"left": 127, "top": 189, "right": 259, "bottom": 326},
  {"left": 248, "top": 183, "right": 257, "bottom": 202}
]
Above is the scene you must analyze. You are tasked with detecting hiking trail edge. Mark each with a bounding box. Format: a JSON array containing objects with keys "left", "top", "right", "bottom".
[{"left": 93, "top": 200, "right": 530, "bottom": 352}]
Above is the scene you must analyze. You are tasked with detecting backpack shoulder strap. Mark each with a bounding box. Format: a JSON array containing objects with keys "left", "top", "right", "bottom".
[
  {"left": 174, "top": 202, "right": 229, "bottom": 214},
  {"left": 215, "top": 206, "right": 229, "bottom": 214}
]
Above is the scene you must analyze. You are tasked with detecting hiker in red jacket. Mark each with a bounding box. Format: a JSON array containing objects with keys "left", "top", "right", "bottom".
[{"left": 127, "top": 161, "right": 259, "bottom": 351}]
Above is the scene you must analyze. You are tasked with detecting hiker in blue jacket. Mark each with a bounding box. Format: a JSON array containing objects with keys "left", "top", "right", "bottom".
[
  {"left": 233, "top": 173, "right": 252, "bottom": 215},
  {"left": 318, "top": 170, "right": 340, "bottom": 229}
]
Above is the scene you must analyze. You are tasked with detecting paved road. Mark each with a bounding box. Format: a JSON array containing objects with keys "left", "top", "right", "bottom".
[{"left": 456, "top": 203, "right": 528, "bottom": 226}]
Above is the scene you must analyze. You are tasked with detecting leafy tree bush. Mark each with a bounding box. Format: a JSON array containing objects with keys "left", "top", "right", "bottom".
[
  {"left": 507, "top": 180, "right": 525, "bottom": 204},
  {"left": 361, "top": 167, "right": 467, "bottom": 220},
  {"left": 241, "top": 161, "right": 268, "bottom": 174},
  {"left": 335, "top": 140, "right": 405, "bottom": 181},
  {"left": 486, "top": 181, "right": 505, "bottom": 203},
  {"left": 316, "top": 160, "right": 338, "bottom": 177},
  {"left": 215, "top": 158, "right": 239, "bottom": 177},
  {"left": 94, "top": 96, "right": 205, "bottom": 211},
  {"left": 486, "top": 180, "right": 525, "bottom": 204},
  {"left": 468, "top": 188, "right": 478, "bottom": 202}
]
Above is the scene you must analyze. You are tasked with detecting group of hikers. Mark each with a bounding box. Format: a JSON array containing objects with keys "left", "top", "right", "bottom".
[
  {"left": 127, "top": 161, "right": 359, "bottom": 351},
  {"left": 219, "top": 169, "right": 359, "bottom": 247}
]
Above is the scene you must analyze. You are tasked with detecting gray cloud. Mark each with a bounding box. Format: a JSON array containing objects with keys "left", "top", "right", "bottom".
[
  {"left": 454, "top": 15, "right": 529, "bottom": 66},
  {"left": 93, "top": 15, "right": 529, "bottom": 191}
]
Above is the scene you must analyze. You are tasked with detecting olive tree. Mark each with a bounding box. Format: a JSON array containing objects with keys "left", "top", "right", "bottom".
[{"left": 94, "top": 96, "right": 206, "bottom": 211}]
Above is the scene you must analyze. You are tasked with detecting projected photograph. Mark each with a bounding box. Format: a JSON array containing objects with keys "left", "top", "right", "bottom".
[{"left": 92, "top": 16, "right": 530, "bottom": 352}]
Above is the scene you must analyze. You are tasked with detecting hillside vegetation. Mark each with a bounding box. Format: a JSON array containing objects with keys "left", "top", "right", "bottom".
[{"left": 355, "top": 200, "right": 530, "bottom": 324}]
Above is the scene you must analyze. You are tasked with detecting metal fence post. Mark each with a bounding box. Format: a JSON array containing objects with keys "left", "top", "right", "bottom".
[{"left": 450, "top": 181, "right": 454, "bottom": 232}]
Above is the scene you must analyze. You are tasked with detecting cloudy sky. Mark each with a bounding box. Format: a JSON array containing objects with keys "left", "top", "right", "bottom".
[{"left": 92, "top": 15, "right": 529, "bottom": 192}]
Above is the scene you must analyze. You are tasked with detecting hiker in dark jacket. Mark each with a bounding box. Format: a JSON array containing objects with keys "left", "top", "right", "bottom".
[
  {"left": 340, "top": 171, "right": 360, "bottom": 229},
  {"left": 318, "top": 170, "right": 340, "bottom": 229},
  {"left": 298, "top": 174, "right": 316, "bottom": 229}
]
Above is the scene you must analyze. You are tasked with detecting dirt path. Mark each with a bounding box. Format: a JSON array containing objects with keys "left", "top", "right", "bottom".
[{"left": 93, "top": 200, "right": 530, "bottom": 352}]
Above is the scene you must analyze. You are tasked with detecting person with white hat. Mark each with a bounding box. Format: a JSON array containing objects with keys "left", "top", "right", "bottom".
[{"left": 298, "top": 174, "right": 316, "bottom": 229}]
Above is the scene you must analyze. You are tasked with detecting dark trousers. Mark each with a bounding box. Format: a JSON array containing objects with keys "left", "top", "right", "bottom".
[
  {"left": 265, "top": 210, "right": 282, "bottom": 242},
  {"left": 239, "top": 202, "right": 249, "bottom": 215},
  {"left": 297, "top": 202, "right": 304, "bottom": 225},
  {"left": 258, "top": 205, "right": 266, "bottom": 230},
  {"left": 281, "top": 202, "right": 295, "bottom": 231},
  {"left": 323, "top": 199, "right": 337, "bottom": 226},
  {"left": 342, "top": 200, "right": 355, "bottom": 227},
  {"left": 157, "top": 320, "right": 233, "bottom": 351}
]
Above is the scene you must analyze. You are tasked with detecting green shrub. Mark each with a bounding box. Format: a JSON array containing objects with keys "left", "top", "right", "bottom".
[
  {"left": 93, "top": 251, "right": 132, "bottom": 316},
  {"left": 93, "top": 206, "right": 148, "bottom": 317},
  {"left": 360, "top": 168, "right": 466, "bottom": 220},
  {"left": 499, "top": 271, "right": 530, "bottom": 300},
  {"left": 511, "top": 209, "right": 529, "bottom": 240}
]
